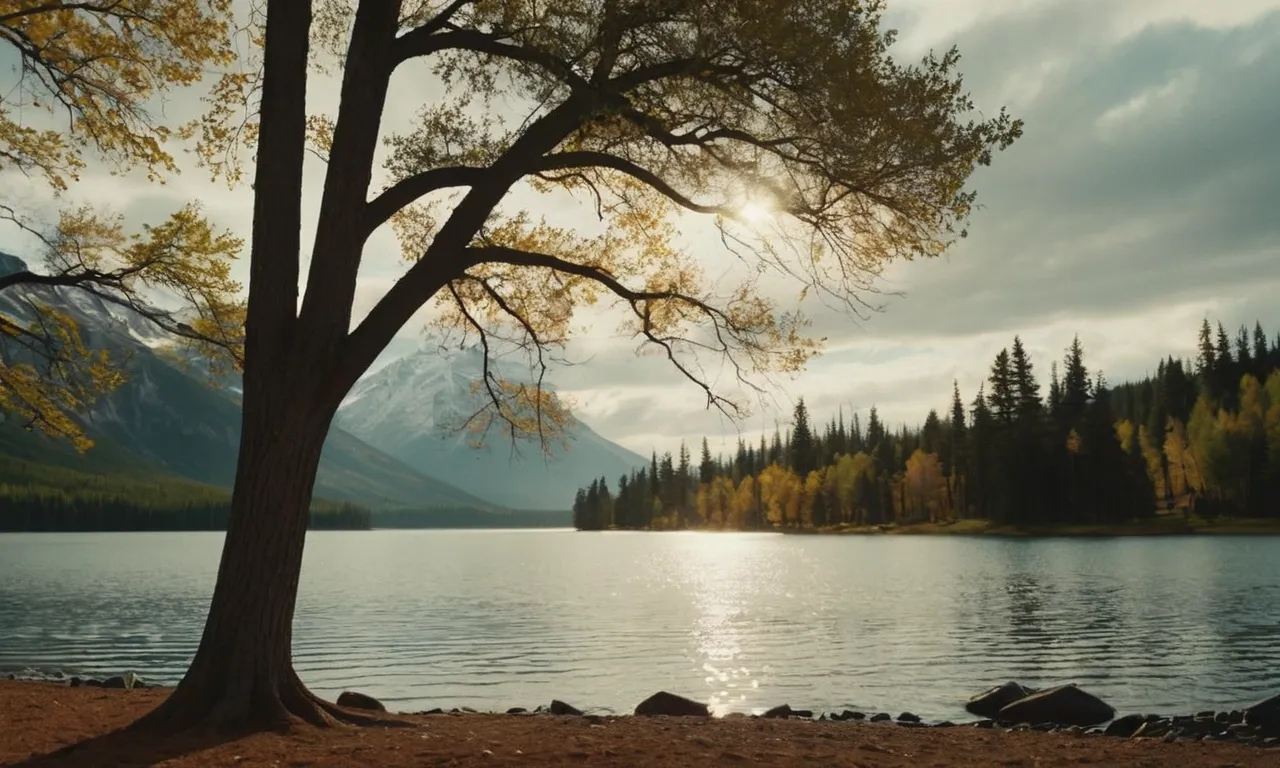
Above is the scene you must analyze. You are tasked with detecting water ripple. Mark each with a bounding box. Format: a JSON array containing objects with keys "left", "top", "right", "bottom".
[{"left": 2, "top": 531, "right": 1279, "bottom": 718}]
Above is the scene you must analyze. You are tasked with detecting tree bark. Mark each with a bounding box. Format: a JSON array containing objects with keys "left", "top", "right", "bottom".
[{"left": 134, "top": 371, "right": 350, "bottom": 733}]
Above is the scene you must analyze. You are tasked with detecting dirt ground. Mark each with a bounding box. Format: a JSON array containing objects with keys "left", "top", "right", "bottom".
[{"left": 2, "top": 681, "right": 1276, "bottom": 767}]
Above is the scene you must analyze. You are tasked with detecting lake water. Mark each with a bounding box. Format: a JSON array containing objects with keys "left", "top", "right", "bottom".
[{"left": 1, "top": 530, "right": 1278, "bottom": 721}]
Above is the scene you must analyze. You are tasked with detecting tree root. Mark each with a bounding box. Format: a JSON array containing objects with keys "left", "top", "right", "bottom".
[{"left": 128, "top": 667, "right": 411, "bottom": 737}]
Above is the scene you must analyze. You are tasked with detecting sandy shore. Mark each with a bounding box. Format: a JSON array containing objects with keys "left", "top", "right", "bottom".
[{"left": 3, "top": 681, "right": 1277, "bottom": 767}]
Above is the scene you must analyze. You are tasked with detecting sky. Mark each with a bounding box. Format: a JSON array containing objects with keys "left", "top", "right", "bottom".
[{"left": 4, "top": 0, "right": 1280, "bottom": 461}]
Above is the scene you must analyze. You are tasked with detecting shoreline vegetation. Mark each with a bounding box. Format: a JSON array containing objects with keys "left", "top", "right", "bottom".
[
  {"left": 575, "top": 320, "right": 1280, "bottom": 536},
  {"left": 3, "top": 681, "right": 1278, "bottom": 767}
]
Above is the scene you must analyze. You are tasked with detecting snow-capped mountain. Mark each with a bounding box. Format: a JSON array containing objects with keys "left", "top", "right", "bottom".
[
  {"left": 336, "top": 345, "right": 647, "bottom": 510},
  {"left": 0, "top": 252, "right": 490, "bottom": 510}
]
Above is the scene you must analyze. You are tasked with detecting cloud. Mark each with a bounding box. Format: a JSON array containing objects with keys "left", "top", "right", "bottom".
[{"left": 4, "top": 1, "right": 1279, "bottom": 462}]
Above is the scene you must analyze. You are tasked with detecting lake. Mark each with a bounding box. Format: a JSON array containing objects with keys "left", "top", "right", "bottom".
[{"left": 1, "top": 530, "right": 1278, "bottom": 721}]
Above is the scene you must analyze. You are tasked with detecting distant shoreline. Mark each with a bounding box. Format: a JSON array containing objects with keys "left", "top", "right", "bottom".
[{"left": 587, "top": 516, "right": 1280, "bottom": 537}]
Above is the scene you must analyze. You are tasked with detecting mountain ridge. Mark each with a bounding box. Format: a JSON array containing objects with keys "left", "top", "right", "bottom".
[
  {"left": 0, "top": 252, "right": 493, "bottom": 511},
  {"left": 336, "top": 345, "right": 648, "bottom": 510}
]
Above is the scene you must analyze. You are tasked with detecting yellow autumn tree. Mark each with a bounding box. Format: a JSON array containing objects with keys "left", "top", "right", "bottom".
[
  {"left": 730, "top": 474, "right": 759, "bottom": 530},
  {"left": 903, "top": 449, "right": 946, "bottom": 523},
  {"left": 0, "top": 1, "right": 245, "bottom": 449},
  {"left": 56, "top": 0, "right": 1023, "bottom": 733}
]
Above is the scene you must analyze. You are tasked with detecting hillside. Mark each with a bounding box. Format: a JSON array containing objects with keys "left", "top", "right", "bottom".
[
  {"left": 0, "top": 253, "right": 492, "bottom": 511},
  {"left": 336, "top": 345, "right": 647, "bottom": 511}
]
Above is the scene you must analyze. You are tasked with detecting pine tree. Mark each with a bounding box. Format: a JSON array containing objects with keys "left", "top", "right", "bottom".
[
  {"left": 790, "top": 398, "right": 817, "bottom": 477},
  {"left": 1254, "top": 322, "right": 1269, "bottom": 369},
  {"left": 1061, "top": 335, "right": 1091, "bottom": 429},
  {"left": 699, "top": 438, "right": 715, "bottom": 486},
  {"left": 1010, "top": 336, "right": 1042, "bottom": 420},
  {"left": 987, "top": 348, "right": 1016, "bottom": 423},
  {"left": 1236, "top": 325, "right": 1252, "bottom": 367},
  {"left": 1197, "top": 319, "right": 1216, "bottom": 375}
]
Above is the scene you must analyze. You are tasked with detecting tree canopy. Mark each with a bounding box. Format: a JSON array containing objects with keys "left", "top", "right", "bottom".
[
  {"left": 0, "top": 0, "right": 244, "bottom": 449},
  {"left": 0, "top": 0, "right": 1023, "bottom": 735}
]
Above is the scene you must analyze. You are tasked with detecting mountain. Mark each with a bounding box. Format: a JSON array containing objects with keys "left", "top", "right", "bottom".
[
  {"left": 335, "top": 346, "right": 647, "bottom": 510},
  {"left": 0, "top": 253, "right": 492, "bottom": 511}
]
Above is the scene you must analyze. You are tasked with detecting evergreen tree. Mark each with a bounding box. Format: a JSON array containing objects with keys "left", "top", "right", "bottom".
[
  {"left": 1061, "top": 336, "right": 1091, "bottom": 429},
  {"left": 987, "top": 348, "right": 1016, "bottom": 423},
  {"left": 1010, "top": 336, "right": 1042, "bottom": 420},
  {"left": 1197, "top": 318, "right": 1216, "bottom": 375},
  {"left": 790, "top": 398, "right": 817, "bottom": 477},
  {"left": 699, "top": 438, "right": 715, "bottom": 486},
  {"left": 1254, "top": 322, "right": 1270, "bottom": 369}
]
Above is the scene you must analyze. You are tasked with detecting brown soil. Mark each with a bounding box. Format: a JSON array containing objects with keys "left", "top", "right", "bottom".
[{"left": 2, "top": 681, "right": 1275, "bottom": 767}]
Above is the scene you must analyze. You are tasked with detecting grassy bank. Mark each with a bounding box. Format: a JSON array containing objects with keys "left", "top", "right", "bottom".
[{"left": 804, "top": 514, "right": 1280, "bottom": 537}]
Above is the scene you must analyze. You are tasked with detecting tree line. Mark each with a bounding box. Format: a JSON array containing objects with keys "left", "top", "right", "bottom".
[
  {"left": 0, "top": 457, "right": 371, "bottom": 532},
  {"left": 573, "top": 319, "right": 1280, "bottom": 531}
]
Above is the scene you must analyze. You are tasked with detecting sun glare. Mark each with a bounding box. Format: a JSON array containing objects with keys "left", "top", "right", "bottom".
[{"left": 738, "top": 200, "right": 773, "bottom": 223}]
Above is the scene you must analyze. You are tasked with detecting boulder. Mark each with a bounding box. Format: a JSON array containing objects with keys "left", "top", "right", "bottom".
[
  {"left": 336, "top": 691, "right": 386, "bottom": 712},
  {"left": 633, "top": 691, "right": 709, "bottom": 717},
  {"left": 870, "top": 712, "right": 891, "bottom": 722},
  {"left": 1104, "top": 714, "right": 1145, "bottom": 738},
  {"left": 1244, "top": 693, "right": 1280, "bottom": 734},
  {"left": 761, "top": 704, "right": 793, "bottom": 719},
  {"left": 965, "top": 682, "right": 1036, "bottom": 719},
  {"left": 506, "top": 707, "right": 528, "bottom": 715},
  {"left": 549, "top": 699, "right": 583, "bottom": 716},
  {"left": 897, "top": 712, "right": 921, "bottom": 723},
  {"left": 997, "top": 685, "right": 1115, "bottom": 727}
]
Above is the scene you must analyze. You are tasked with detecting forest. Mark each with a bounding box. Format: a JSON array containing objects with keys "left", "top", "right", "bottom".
[
  {"left": 0, "top": 456, "right": 371, "bottom": 532},
  {"left": 573, "top": 320, "right": 1280, "bottom": 531}
]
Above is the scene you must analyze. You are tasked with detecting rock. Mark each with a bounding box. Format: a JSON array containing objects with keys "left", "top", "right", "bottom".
[
  {"left": 69, "top": 677, "right": 83, "bottom": 688},
  {"left": 336, "top": 691, "right": 386, "bottom": 712},
  {"left": 506, "top": 707, "right": 528, "bottom": 715},
  {"left": 1196, "top": 709, "right": 1216, "bottom": 719},
  {"left": 842, "top": 710, "right": 866, "bottom": 721},
  {"left": 791, "top": 709, "right": 813, "bottom": 719},
  {"left": 100, "top": 676, "right": 129, "bottom": 690},
  {"left": 761, "top": 705, "right": 793, "bottom": 719},
  {"left": 82, "top": 678, "right": 105, "bottom": 688},
  {"left": 896, "top": 712, "right": 921, "bottom": 723},
  {"left": 934, "top": 721, "right": 956, "bottom": 728},
  {"left": 997, "top": 684, "right": 1115, "bottom": 727},
  {"left": 421, "top": 708, "right": 444, "bottom": 715},
  {"left": 1244, "top": 693, "right": 1280, "bottom": 734},
  {"left": 1162, "top": 730, "right": 1180, "bottom": 743},
  {"left": 1105, "top": 714, "right": 1145, "bottom": 738},
  {"left": 965, "top": 682, "right": 1036, "bottom": 719},
  {"left": 633, "top": 691, "right": 709, "bottom": 717},
  {"left": 1229, "top": 710, "right": 1245, "bottom": 724},
  {"left": 549, "top": 700, "right": 583, "bottom": 716},
  {"left": 1216, "top": 711, "right": 1231, "bottom": 723},
  {"left": 870, "top": 712, "right": 891, "bottom": 722},
  {"left": 973, "top": 719, "right": 994, "bottom": 729}
]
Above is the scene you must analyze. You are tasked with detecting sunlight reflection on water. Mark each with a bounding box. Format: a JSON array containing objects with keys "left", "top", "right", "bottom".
[{"left": 2, "top": 530, "right": 1279, "bottom": 719}]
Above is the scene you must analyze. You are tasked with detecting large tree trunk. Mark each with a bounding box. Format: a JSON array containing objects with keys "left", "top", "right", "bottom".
[{"left": 134, "top": 372, "right": 353, "bottom": 734}]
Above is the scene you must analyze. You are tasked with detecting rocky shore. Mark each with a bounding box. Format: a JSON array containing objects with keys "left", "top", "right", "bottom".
[
  {"left": 5, "top": 679, "right": 1280, "bottom": 767},
  {"left": 11, "top": 670, "right": 1277, "bottom": 749}
]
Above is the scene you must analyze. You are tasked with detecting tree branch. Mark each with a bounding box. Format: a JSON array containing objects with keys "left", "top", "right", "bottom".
[{"left": 364, "top": 166, "right": 486, "bottom": 235}]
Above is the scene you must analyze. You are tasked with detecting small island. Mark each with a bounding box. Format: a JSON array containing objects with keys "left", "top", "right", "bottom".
[{"left": 575, "top": 320, "right": 1280, "bottom": 535}]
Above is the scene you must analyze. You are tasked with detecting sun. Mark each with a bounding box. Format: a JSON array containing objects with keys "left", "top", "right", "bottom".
[{"left": 738, "top": 200, "right": 772, "bottom": 223}]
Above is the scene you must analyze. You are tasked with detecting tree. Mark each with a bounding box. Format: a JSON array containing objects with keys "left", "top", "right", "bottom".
[
  {"left": 789, "top": 397, "right": 816, "bottom": 477},
  {"left": 120, "top": 0, "right": 1019, "bottom": 732},
  {"left": 1009, "top": 336, "right": 1041, "bottom": 420},
  {"left": 1061, "top": 336, "right": 1090, "bottom": 429},
  {"left": 1197, "top": 319, "right": 1216, "bottom": 376},
  {"left": 987, "top": 348, "right": 1015, "bottom": 423},
  {"left": 0, "top": 2, "right": 245, "bottom": 450}
]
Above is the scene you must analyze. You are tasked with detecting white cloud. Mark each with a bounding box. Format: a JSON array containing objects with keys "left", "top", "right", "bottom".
[{"left": 4, "top": 0, "right": 1280, "bottom": 462}]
